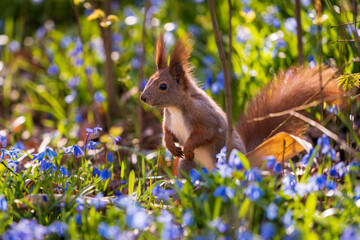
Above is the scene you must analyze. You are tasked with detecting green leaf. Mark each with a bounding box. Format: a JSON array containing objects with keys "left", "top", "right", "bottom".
[
  {"left": 337, "top": 73, "right": 360, "bottom": 91},
  {"left": 239, "top": 198, "right": 250, "bottom": 219},
  {"left": 306, "top": 193, "right": 317, "bottom": 216},
  {"left": 237, "top": 151, "right": 250, "bottom": 170},
  {"left": 128, "top": 170, "right": 135, "bottom": 197},
  {"left": 212, "top": 197, "right": 222, "bottom": 220}
]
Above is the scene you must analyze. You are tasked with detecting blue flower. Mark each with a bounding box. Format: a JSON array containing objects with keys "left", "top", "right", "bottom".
[
  {"left": 126, "top": 205, "right": 152, "bottom": 230},
  {"left": 152, "top": 185, "right": 169, "bottom": 202},
  {"left": 300, "top": 149, "right": 315, "bottom": 166},
  {"left": 301, "top": 0, "right": 311, "bottom": 7},
  {"left": 228, "top": 149, "right": 244, "bottom": 170},
  {"left": 33, "top": 146, "right": 58, "bottom": 162},
  {"left": 93, "top": 167, "right": 101, "bottom": 177},
  {"left": 190, "top": 169, "right": 201, "bottom": 186},
  {"left": 98, "top": 222, "right": 110, "bottom": 239},
  {"left": 73, "top": 145, "right": 85, "bottom": 158},
  {"left": 216, "top": 146, "right": 227, "bottom": 164},
  {"left": 263, "top": 156, "right": 276, "bottom": 169},
  {"left": 7, "top": 160, "right": 19, "bottom": 173},
  {"left": 62, "top": 145, "right": 85, "bottom": 157},
  {"left": 94, "top": 91, "right": 105, "bottom": 103},
  {"left": 85, "top": 66, "right": 93, "bottom": 77},
  {"left": 74, "top": 213, "right": 82, "bottom": 225},
  {"left": 275, "top": 39, "right": 287, "bottom": 48},
  {"left": 0, "top": 195, "right": 8, "bottom": 211},
  {"left": 284, "top": 18, "right": 297, "bottom": 33},
  {"left": 48, "top": 221, "right": 68, "bottom": 237},
  {"left": 273, "top": 163, "right": 282, "bottom": 173},
  {"left": 335, "top": 162, "right": 347, "bottom": 177},
  {"left": 326, "top": 180, "right": 337, "bottom": 190},
  {"left": 8, "top": 40, "right": 20, "bottom": 52},
  {"left": 295, "top": 183, "right": 308, "bottom": 197},
  {"left": 266, "top": 203, "right": 278, "bottom": 220},
  {"left": 307, "top": 174, "right": 326, "bottom": 192},
  {"left": 36, "top": 27, "right": 46, "bottom": 39},
  {"left": 91, "top": 193, "right": 106, "bottom": 210},
  {"left": 341, "top": 226, "right": 359, "bottom": 240},
  {"left": 329, "top": 105, "right": 339, "bottom": 115},
  {"left": 317, "top": 134, "right": 335, "bottom": 159},
  {"left": 282, "top": 210, "right": 294, "bottom": 229},
  {"left": 263, "top": 13, "right": 281, "bottom": 28},
  {"left": 182, "top": 209, "right": 194, "bottom": 227},
  {"left": 354, "top": 185, "right": 360, "bottom": 201},
  {"left": 216, "top": 163, "right": 234, "bottom": 179},
  {"left": 85, "top": 141, "right": 100, "bottom": 150},
  {"left": 140, "top": 79, "right": 148, "bottom": 90},
  {"left": 7, "top": 148, "right": 22, "bottom": 161},
  {"left": 75, "top": 113, "right": 82, "bottom": 123},
  {"left": 157, "top": 209, "right": 173, "bottom": 223},
  {"left": 260, "top": 222, "right": 276, "bottom": 240},
  {"left": 14, "top": 141, "right": 25, "bottom": 150},
  {"left": 109, "top": 135, "right": 121, "bottom": 145},
  {"left": 175, "top": 179, "right": 183, "bottom": 190},
  {"left": 75, "top": 197, "right": 85, "bottom": 212},
  {"left": 209, "top": 218, "right": 227, "bottom": 233},
  {"left": 67, "top": 76, "right": 80, "bottom": 89},
  {"left": 86, "top": 125, "right": 103, "bottom": 137},
  {"left": 244, "top": 183, "right": 263, "bottom": 201},
  {"left": 216, "top": 71, "right": 224, "bottom": 87},
  {"left": 47, "top": 64, "right": 59, "bottom": 75},
  {"left": 214, "top": 186, "right": 235, "bottom": 202},
  {"left": 3, "top": 219, "right": 48, "bottom": 240},
  {"left": 308, "top": 54, "right": 316, "bottom": 67},
  {"left": 60, "top": 166, "right": 70, "bottom": 176},
  {"left": 237, "top": 230, "right": 253, "bottom": 240},
  {"left": 1, "top": 149, "right": 9, "bottom": 160},
  {"left": 107, "top": 152, "right": 115, "bottom": 163},
  {"left": 60, "top": 36, "right": 72, "bottom": 48},
  {"left": 329, "top": 166, "right": 338, "bottom": 177},
  {"left": 130, "top": 56, "right": 141, "bottom": 68},
  {"left": 40, "top": 160, "right": 57, "bottom": 173},
  {"left": 75, "top": 58, "right": 84, "bottom": 67},
  {"left": 161, "top": 223, "right": 182, "bottom": 240},
  {"left": 210, "top": 81, "right": 223, "bottom": 95},
  {"left": 100, "top": 168, "right": 112, "bottom": 181},
  {"left": 282, "top": 174, "right": 297, "bottom": 189},
  {"left": 245, "top": 168, "right": 262, "bottom": 182},
  {"left": 0, "top": 134, "right": 7, "bottom": 147},
  {"left": 236, "top": 26, "right": 252, "bottom": 43}
]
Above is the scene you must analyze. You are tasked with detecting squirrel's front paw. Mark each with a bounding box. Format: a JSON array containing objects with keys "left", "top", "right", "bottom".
[
  {"left": 183, "top": 147, "right": 195, "bottom": 161},
  {"left": 168, "top": 145, "right": 183, "bottom": 157}
]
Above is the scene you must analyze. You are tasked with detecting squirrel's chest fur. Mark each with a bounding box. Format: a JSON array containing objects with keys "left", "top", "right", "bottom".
[
  {"left": 167, "top": 107, "right": 191, "bottom": 145},
  {"left": 166, "top": 107, "right": 216, "bottom": 170}
]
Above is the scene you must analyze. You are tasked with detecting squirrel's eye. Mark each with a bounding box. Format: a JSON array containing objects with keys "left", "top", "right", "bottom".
[{"left": 159, "top": 83, "right": 167, "bottom": 90}]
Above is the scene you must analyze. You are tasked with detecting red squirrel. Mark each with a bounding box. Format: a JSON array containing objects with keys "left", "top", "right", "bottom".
[{"left": 140, "top": 34, "right": 343, "bottom": 171}]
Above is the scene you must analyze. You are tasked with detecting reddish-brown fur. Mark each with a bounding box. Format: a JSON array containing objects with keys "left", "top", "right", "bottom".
[
  {"left": 237, "top": 67, "right": 343, "bottom": 152},
  {"left": 155, "top": 33, "right": 167, "bottom": 70}
]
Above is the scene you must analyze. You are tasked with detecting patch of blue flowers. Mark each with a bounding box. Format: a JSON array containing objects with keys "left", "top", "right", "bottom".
[{"left": 1, "top": 126, "right": 360, "bottom": 239}]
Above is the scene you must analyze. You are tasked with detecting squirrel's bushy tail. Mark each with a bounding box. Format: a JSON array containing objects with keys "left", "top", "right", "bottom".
[{"left": 237, "top": 66, "right": 343, "bottom": 153}]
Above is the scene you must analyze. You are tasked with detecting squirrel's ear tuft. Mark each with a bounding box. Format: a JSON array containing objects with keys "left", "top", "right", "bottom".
[
  {"left": 170, "top": 61, "right": 184, "bottom": 84},
  {"left": 156, "top": 33, "right": 168, "bottom": 70},
  {"left": 170, "top": 34, "right": 192, "bottom": 77}
]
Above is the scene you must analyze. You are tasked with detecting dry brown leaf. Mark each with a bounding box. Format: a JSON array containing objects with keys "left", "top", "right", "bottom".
[{"left": 246, "top": 131, "right": 312, "bottom": 167}]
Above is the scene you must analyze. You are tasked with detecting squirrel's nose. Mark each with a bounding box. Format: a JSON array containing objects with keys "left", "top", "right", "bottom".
[{"left": 141, "top": 95, "right": 147, "bottom": 103}]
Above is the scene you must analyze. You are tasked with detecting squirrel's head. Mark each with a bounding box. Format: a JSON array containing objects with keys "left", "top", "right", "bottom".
[{"left": 140, "top": 33, "right": 193, "bottom": 108}]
